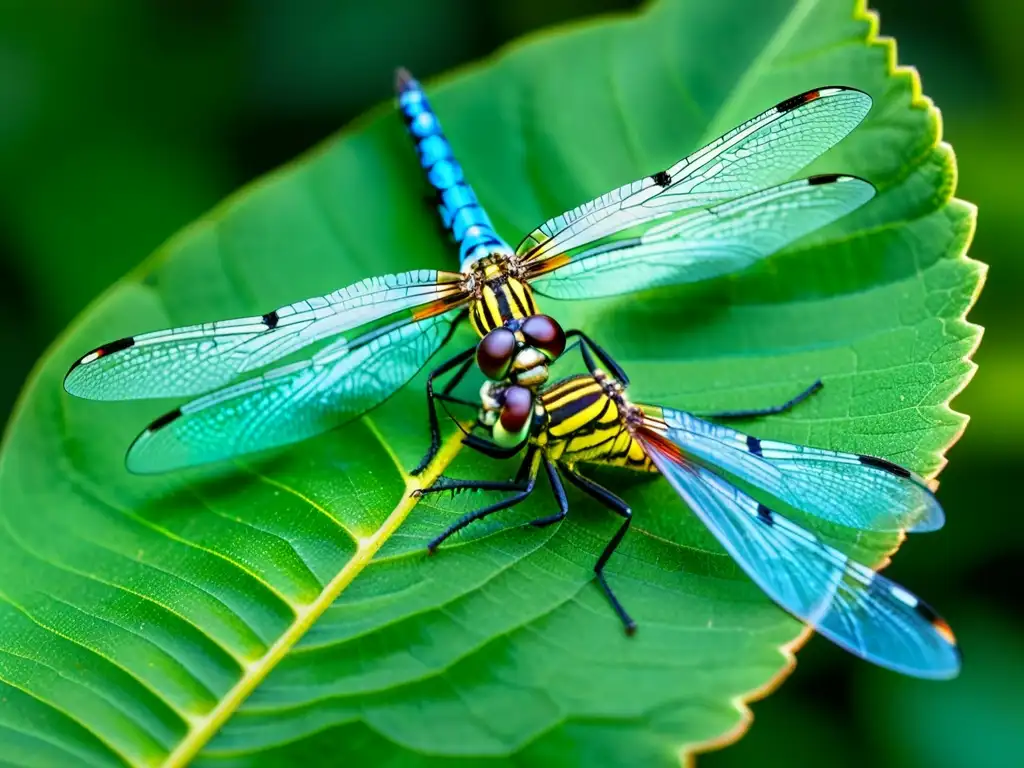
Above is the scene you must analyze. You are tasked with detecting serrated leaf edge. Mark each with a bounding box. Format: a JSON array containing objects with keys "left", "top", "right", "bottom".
[
  {"left": 680, "top": 3, "right": 986, "bottom": 765},
  {"left": 1, "top": 1, "right": 985, "bottom": 765}
]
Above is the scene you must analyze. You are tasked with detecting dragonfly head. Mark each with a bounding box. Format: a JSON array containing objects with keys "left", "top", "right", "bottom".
[
  {"left": 476, "top": 315, "right": 566, "bottom": 388},
  {"left": 479, "top": 383, "right": 541, "bottom": 449}
]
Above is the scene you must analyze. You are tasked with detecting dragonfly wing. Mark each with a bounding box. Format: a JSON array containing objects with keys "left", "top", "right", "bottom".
[
  {"left": 529, "top": 174, "right": 874, "bottom": 300},
  {"left": 517, "top": 87, "right": 871, "bottom": 265},
  {"left": 65, "top": 269, "right": 466, "bottom": 400},
  {"left": 650, "top": 406, "right": 943, "bottom": 532},
  {"left": 637, "top": 428, "right": 960, "bottom": 679},
  {"left": 126, "top": 311, "right": 458, "bottom": 473}
]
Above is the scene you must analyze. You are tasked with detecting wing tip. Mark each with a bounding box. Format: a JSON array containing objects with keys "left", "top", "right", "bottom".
[
  {"left": 889, "top": 586, "right": 961, "bottom": 675},
  {"left": 932, "top": 617, "right": 959, "bottom": 651},
  {"left": 805, "top": 173, "right": 876, "bottom": 197},
  {"left": 855, "top": 454, "right": 953, "bottom": 533},
  {"left": 907, "top": 496, "right": 946, "bottom": 533},
  {"left": 125, "top": 407, "right": 184, "bottom": 475},
  {"left": 912, "top": 599, "right": 961, "bottom": 671},
  {"left": 775, "top": 85, "right": 873, "bottom": 115},
  {"left": 64, "top": 336, "right": 136, "bottom": 392}
]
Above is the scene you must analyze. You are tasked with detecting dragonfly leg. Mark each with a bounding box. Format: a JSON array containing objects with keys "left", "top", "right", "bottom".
[
  {"left": 416, "top": 476, "right": 527, "bottom": 496},
  {"left": 527, "top": 457, "right": 569, "bottom": 528},
  {"left": 416, "top": 450, "right": 534, "bottom": 497},
  {"left": 411, "top": 345, "right": 477, "bottom": 476},
  {"left": 561, "top": 467, "right": 637, "bottom": 634},
  {"left": 427, "top": 448, "right": 541, "bottom": 552},
  {"left": 460, "top": 432, "right": 525, "bottom": 460},
  {"left": 704, "top": 379, "right": 823, "bottom": 421},
  {"left": 565, "top": 329, "right": 629, "bottom": 386}
]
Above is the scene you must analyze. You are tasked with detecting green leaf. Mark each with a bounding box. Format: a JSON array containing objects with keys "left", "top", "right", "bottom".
[{"left": 0, "top": 0, "right": 982, "bottom": 766}]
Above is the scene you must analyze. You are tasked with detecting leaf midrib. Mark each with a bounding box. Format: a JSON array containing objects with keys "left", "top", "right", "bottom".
[{"left": 161, "top": 428, "right": 467, "bottom": 768}]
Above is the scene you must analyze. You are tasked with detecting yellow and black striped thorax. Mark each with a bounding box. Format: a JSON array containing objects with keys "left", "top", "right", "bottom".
[
  {"left": 536, "top": 375, "right": 654, "bottom": 471},
  {"left": 468, "top": 262, "right": 538, "bottom": 336}
]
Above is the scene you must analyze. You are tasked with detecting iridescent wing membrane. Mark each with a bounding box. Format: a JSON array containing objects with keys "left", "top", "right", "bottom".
[
  {"left": 518, "top": 88, "right": 875, "bottom": 297},
  {"left": 636, "top": 411, "right": 959, "bottom": 678},
  {"left": 650, "top": 407, "right": 944, "bottom": 532},
  {"left": 530, "top": 175, "right": 873, "bottom": 299},
  {"left": 65, "top": 85, "right": 876, "bottom": 474},
  {"left": 66, "top": 270, "right": 468, "bottom": 472}
]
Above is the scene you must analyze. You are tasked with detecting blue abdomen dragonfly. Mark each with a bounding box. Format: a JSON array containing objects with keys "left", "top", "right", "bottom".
[{"left": 65, "top": 71, "right": 875, "bottom": 473}]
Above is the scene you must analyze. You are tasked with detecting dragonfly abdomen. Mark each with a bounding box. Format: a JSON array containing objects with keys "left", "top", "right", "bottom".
[{"left": 396, "top": 69, "right": 511, "bottom": 268}]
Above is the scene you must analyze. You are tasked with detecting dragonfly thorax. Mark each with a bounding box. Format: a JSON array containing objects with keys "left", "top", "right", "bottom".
[
  {"left": 466, "top": 255, "right": 538, "bottom": 336},
  {"left": 532, "top": 374, "right": 653, "bottom": 470}
]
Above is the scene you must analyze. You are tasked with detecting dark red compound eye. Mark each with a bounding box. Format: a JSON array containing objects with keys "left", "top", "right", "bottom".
[
  {"left": 521, "top": 315, "right": 566, "bottom": 360},
  {"left": 476, "top": 328, "right": 517, "bottom": 380},
  {"left": 499, "top": 386, "right": 533, "bottom": 433}
]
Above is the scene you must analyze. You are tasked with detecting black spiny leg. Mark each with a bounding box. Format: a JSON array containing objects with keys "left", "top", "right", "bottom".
[
  {"left": 527, "top": 458, "right": 569, "bottom": 528},
  {"left": 411, "top": 344, "right": 477, "bottom": 476},
  {"left": 416, "top": 476, "right": 527, "bottom": 497},
  {"left": 562, "top": 467, "right": 636, "bottom": 635},
  {"left": 460, "top": 432, "right": 527, "bottom": 460},
  {"left": 427, "top": 448, "right": 542, "bottom": 553},
  {"left": 416, "top": 443, "right": 535, "bottom": 498},
  {"left": 566, "top": 329, "right": 629, "bottom": 385},
  {"left": 704, "top": 380, "right": 823, "bottom": 421}
]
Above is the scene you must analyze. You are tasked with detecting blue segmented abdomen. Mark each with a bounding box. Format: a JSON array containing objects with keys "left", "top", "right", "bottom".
[{"left": 396, "top": 68, "right": 511, "bottom": 268}]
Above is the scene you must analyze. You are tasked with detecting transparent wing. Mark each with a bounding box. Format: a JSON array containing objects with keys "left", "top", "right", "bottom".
[
  {"left": 65, "top": 269, "right": 466, "bottom": 401},
  {"left": 638, "top": 429, "right": 960, "bottom": 679},
  {"left": 517, "top": 87, "right": 871, "bottom": 266},
  {"left": 527, "top": 174, "right": 873, "bottom": 300},
  {"left": 126, "top": 312, "right": 458, "bottom": 473},
  {"left": 651, "top": 405, "right": 943, "bottom": 532}
]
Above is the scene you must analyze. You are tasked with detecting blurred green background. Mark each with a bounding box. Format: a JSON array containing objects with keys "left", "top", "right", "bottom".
[{"left": 0, "top": 1, "right": 1018, "bottom": 765}]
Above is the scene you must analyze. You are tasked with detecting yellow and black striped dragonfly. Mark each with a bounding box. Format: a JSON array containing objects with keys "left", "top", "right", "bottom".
[
  {"left": 419, "top": 339, "right": 960, "bottom": 680},
  {"left": 64, "top": 71, "right": 874, "bottom": 474}
]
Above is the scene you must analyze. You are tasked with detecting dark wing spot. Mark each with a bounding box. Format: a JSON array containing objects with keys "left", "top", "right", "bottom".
[
  {"left": 147, "top": 407, "right": 183, "bottom": 432},
  {"left": 858, "top": 454, "right": 912, "bottom": 478},
  {"left": 103, "top": 337, "right": 137, "bottom": 355},
  {"left": 756, "top": 504, "right": 774, "bottom": 526},
  {"left": 775, "top": 89, "right": 821, "bottom": 113},
  {"left": 650, "top": 171, "right": 672, "bottom": 188},
  {"left": 746, "top": 435, "right": 763, "bottom": 456},
  {"left": 808, "top": 173, "right": 843, "bottom": 186},
  {"left": 908, "top": 598, "right": 959, "bottom": 647},
  {"left": 68, "top": 336, "right": 136, "bottom": 374},
  {"left": 262, "top": 310, "right": 280, "bottom": 329},
  {"left": 911, "top": 598, "right": 935, "bottom": 621}
]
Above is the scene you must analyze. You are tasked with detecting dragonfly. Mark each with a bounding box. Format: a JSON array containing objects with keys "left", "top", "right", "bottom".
[
  {"left": 64, "top": 69, "right": 876, "bottom": 474},
  {"left": 417, "top": 334, "right": 960, "bottom": 679}
]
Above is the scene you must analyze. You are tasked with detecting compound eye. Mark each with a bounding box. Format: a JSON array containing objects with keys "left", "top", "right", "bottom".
[
  {"left": 493, "top": 386, "right": 533, "bottom": 448},
  {"left": 476, "top": 328, "right": 517, "bottom": 380},
  {"left": 521, "top": 315, "right": 566, "bottom": 361}
]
